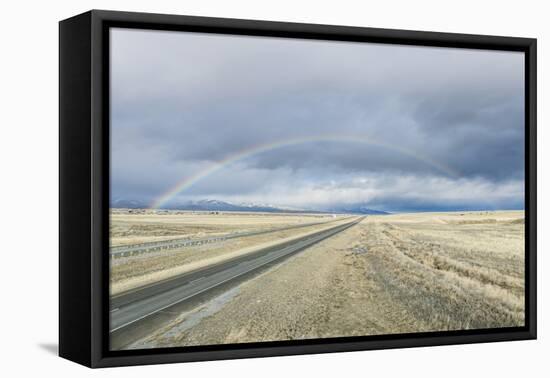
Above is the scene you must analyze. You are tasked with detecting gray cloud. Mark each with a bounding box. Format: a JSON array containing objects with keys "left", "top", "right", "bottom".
[{"left": 110, "top": 28, "right": 525, "bottom": 211}]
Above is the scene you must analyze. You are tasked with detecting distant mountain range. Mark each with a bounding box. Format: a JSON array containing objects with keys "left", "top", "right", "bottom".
[
  {"left": 111, "top": 199, "right": 148, "bottom": 209},
  {"left": 167, "top": 199, "right": 303, "bottom": 213},
  {"left": 110, "top": 198, "right": 389, "bottom": 215},
  {"left": 326, "top": 204, "right": 389, "bottom": 215}
]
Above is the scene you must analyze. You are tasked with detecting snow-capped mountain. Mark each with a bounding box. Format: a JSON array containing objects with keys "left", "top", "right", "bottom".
[
  {"left": 174, "top": 199, "right": 302, "bottom": 213},
  {"left": 110, "top": 198, "right": 389, "bottom": 215}
]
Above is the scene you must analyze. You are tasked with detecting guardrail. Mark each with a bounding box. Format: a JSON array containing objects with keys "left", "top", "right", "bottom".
[{"left": 110, "top": 217, "right": 350, "bottom": 259}]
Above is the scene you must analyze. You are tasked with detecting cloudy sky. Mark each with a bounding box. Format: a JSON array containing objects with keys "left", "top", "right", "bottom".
[{"left": 110, "top": 28, "right": 525, "bottom": 212}]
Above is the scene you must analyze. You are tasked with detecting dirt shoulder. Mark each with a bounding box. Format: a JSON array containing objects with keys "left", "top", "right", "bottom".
[{"left": 111, "top": 217, "right": 355, "bottom": 296}]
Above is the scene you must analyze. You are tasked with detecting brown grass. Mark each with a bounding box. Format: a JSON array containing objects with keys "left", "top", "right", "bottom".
[
  {"left": 110, "top": 209, "right": 331, "bottom": 246},
  {"left": 122, "top": 210, "right": 525, "bottom": 349},
  {"left": 362, "top": 212, "right": 525, "bottom": 330}
]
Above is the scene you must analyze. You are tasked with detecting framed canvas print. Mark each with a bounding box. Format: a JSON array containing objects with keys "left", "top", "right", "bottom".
[{"left": 59, "top": 10, "right": 537, "bottom": 368}]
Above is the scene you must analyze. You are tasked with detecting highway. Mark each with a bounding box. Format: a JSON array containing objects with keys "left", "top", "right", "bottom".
[
  {"left": 109, "top": 216, "right": 363, "bottom": 342},
  {"left": 110, "top": 216, "right": 348, "bottom": 259}
]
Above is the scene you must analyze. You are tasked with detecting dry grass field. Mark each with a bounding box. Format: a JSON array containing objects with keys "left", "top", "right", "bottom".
[
  {"left": 125, "top": 210, "right": 525, "bottom": 349},
  {"left": 110, "top": 209, "right": 331, "bottom": 246}
]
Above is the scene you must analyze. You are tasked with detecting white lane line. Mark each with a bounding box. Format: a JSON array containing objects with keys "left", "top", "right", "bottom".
[
  {"left": 110, "top": 308, "right": 120, "bottom": 313},
  {"left": 110, "top": 247, "right": 309, "bottom": 333},
  {"left": 189, "top": 276, "right": 206, "bottom": 285},
  {"left": 110, "top": 220, "right": 360, "bottom": 333}
]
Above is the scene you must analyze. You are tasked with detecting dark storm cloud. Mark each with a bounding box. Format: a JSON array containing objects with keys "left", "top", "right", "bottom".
[{"left": 110, "top": 28, "right": 524, "bottom": 210}]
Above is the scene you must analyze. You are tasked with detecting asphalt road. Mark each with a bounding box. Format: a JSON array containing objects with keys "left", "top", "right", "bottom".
[
  {"left": 110, "top": 216, "right": 347, "bottom": 258},
  {"left": 110, "top": 216, "right": 363, "bottom": 336}
]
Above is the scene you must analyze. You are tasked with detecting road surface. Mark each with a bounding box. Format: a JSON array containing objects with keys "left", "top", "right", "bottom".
[{"left": 110, "top": 216, "right": 363, "bottom": 346}]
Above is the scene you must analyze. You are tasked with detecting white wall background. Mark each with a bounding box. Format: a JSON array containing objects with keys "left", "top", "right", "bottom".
[{"left": 0, "top": 0, "right": 546, "bottom": 375}]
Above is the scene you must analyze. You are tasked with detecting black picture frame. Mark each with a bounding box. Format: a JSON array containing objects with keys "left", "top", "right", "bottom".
[{"left": 59, "top": 9, "right": 537, "bottom": 368}]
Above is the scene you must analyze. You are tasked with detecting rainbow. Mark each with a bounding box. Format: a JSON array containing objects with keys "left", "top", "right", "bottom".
[{"left": 149, "top": 134, "right": 460, "bottom": 209}]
